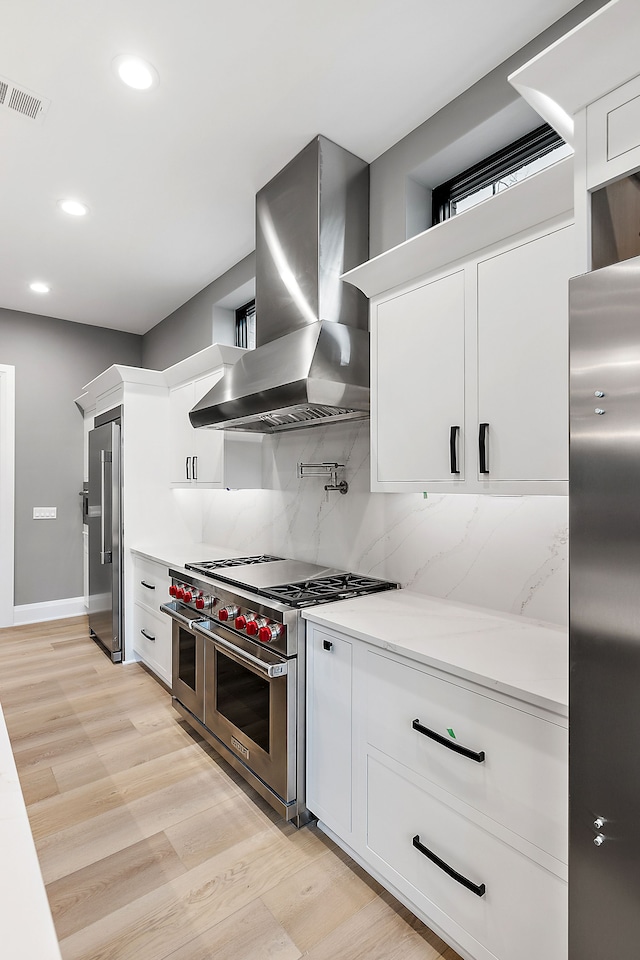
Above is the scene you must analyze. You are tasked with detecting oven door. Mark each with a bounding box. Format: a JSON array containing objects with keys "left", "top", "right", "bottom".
[
  {"left": 161, "top": 602, "right": 205, "bottom": 721},
  {"left": 194, "top": 619, "right": 296, "bottom": 803}
]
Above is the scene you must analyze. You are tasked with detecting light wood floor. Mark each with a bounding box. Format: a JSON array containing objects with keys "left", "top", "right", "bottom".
[{"left": 0, "top": 616, "right": 462, "bottom": 960}]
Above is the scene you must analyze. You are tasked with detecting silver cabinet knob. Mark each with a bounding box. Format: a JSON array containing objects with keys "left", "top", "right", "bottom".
[
  {"left": 594, "top": 391, "right": 605, "bottom": 398},
  {"left": 594, "top": 833, "right": 606, "bottom": 846},
  {"left": 594, "top": 817, "right": 605, "bottom": 830},
  {"left": 595, "top": 408, "right": 606, "bottom": 415}
]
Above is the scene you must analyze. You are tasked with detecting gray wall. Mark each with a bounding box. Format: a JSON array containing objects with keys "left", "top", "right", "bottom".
[
  {"left": 0, "top": 308, "right": 142, "bottom": 606},
  {"left": 142, "top": 252, "right": 255, "bottom": 370},
  {"left": 369, "top": 0, "right": 609, "bottom": 256}
]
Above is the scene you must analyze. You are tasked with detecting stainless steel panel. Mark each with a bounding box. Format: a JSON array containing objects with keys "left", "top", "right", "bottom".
[
  {"left": 88, "top": 421, "right": 122, "bottom": 660},
  {"left": 201, "top": 623, "right": 296, "bottom": 803},
  {"left": 170, "top": 618, "right": 205, "bottom": 721},
  {"left": 569, "top": 255, "right": 640, "bottom": 957},
  {"left": 188, "top": 320, "right": 370, "bottom": 432},
  {"left": 256, "top": 135, "right": 368, "bottom": 346},
  {"left": 591, "top": 174, "right": 640, "bottom": 270}
]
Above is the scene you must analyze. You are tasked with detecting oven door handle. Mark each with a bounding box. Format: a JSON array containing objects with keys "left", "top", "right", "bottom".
[
  {"left": 159, "top": 601, "right": 206, "bottom": 630},
  {"left": 193, "top": 622, "right": 288, "bottom": 679}
]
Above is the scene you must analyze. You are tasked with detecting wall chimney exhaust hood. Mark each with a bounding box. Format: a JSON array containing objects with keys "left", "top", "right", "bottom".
[{"left": 189, "top": 135, "right": 370, "bottom": 433}]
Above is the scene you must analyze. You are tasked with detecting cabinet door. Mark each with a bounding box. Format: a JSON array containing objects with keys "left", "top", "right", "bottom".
[
  {"left": 192, "top": 372, "right": 224, "bottom": 486},
  {"left": 168, "top": 381, "right": 195, "bottom": 484},
  {"left": 374, "top": 270, "right": 465, "bottom": 484},
  {"left": 477, "top": 224, "right": 574, "bottom": 483},
  {"left": 586, "top": 74, "right": 640, "bottom": 190},
  {"left": 306, "top": 628, "right": 353, "bottom": 834}
]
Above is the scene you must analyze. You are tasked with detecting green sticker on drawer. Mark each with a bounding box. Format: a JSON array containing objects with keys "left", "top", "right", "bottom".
[{"left": 447, "top": 728, "right": 456, "bottom": 739}]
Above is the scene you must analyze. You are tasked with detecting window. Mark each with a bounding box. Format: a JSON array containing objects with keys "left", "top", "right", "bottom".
[
  {"left": 432, "top": 124, "right": 572, "bottom": 224},
  {"left": 234, "top": 299, "right": 256, "bottom": 349}
]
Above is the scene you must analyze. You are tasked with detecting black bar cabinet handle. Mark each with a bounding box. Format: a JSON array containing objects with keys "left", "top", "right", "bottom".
[
  {"left": 186, "top": 456, "right": 191, "bottom": 480},
  {"left": 140, "top": 580, "right": 155, "bottom": 591},
  {"left": 323, "top": 639, "right": 333, "bottom": 651},
  {"left": 412, "top": 835, "right": 486, "bottom": 898},
  {"left": 412, "top": 718, "right": 485, "bottom": 763},
  {"left": 140, "top": 629, "right": 156, "bottom": 642},
  {"left": 449, "top": 425, "right": 460, "bottom": 475},
  {"left": 478, "top": 422, "right": 489, "bottom": 474},
  {"left": 193, "top": 455, "right": 198, "bottom": 480}
]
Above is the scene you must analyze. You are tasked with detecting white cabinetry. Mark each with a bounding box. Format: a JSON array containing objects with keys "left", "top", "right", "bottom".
[
  {"left": 475, "top": 224, "right": 573, "bottom": 485},
  {"left": 586, "top": 73, "right": 640, "bottom": 189},
  {"left": 305, "top": 621, "right": 568, "bottom": 960},
  {"left": 375, "top": 270, "right": 465, "bottom": 483},
  {"left": 306, "top": 627, "right": 353, "bottom": 836},
  {"left": 131, "top": 555, "right": 172, "bottom": 685},
  {"left": 165, "top": 346, "right": 262, "bottom": 489},
  {"left": 370, "top": 220, "right": 574, "bottom": 494}
]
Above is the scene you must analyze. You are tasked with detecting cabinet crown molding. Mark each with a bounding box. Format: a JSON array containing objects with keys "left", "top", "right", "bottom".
[
  {"left": 509, "top": 0, "right": 640, "bottom": 141},
  {"left": 342, "top": 157, "right": 573, "bottom": 299}
]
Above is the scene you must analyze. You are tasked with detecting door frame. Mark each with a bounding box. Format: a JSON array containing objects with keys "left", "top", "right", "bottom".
[{"left": 0, "top": 365, "right": 15, "bottom": 627}]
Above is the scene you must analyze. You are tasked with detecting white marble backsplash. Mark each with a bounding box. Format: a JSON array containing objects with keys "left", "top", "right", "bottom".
[{"left": 196, "top": 420, "right": 568, "bottom": 626}]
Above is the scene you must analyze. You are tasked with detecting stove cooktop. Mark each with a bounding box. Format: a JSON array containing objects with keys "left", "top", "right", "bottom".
[{"left": 184, "top": 556, "right": 397, "bottom": 608}]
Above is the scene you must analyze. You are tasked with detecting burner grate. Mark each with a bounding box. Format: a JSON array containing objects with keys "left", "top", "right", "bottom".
[{"left": 259, "top": 574, "right": 397, "bottom": 608}]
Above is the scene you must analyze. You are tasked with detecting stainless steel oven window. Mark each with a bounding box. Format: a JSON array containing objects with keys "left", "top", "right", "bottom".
[{"left": 215, "top": 648, "right": 270, "bottom": 752}]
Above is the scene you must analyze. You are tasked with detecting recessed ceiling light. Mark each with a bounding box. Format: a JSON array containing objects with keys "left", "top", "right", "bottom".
[
  {"left": 58, "top": 199, "right": 88, "bottom": 217},
  {"left": 30, "top": 281, "right": 50, "bottom": 294},
  {"left": 112, "top": 55, "right": 159, "bottom": 91}
]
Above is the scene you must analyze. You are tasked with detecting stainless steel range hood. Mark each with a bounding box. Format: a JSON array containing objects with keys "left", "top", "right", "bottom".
[{"left": 189, "top": 135, "right": 370, "bottom": 433}]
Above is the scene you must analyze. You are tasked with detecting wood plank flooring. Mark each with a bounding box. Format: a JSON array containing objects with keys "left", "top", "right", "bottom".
[{"left": 0, "top": 616, "right": 462, "bottom": 960}]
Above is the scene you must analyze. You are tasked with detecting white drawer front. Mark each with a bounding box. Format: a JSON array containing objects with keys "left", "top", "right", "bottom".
[
  {"left": 133, "top": 556, "right": 170, "bottom": 611},
  {"left": 367, "top": 755, "right": 566, "bottom": 960},
  {"left": 133, "top": 602, "right": 171, "bottom": 683},
  {"left": 366, "top": 649, "right": 567, "bottom": 862}
]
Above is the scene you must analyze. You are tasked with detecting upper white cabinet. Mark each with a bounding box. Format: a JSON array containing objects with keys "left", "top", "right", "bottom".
[
  {"left": 164, "top": 345, "right": 263, "bottom": 490},
  {"left": 586, "top": 74, "right": 640, "bottom": 189},
  {"left": 344, "top": 160, "right": 575, "bottom": 496},
  {"left": 375, "top": 270, "right": 466, "bottom": 484},
  {"left": 370, "top": 219, "right": 575, "bottom": 495},
  {"left": 475, "top": 224, "right": 573, "bottom": 484}
]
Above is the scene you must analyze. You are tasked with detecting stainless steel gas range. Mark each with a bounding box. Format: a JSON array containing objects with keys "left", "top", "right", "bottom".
[{"left": 160, "top": 556, "right": 396, "bottom": 826}]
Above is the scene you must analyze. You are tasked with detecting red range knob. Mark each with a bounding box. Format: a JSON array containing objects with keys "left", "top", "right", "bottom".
[
  {"left": 169, "top": 585, "right": 177, "bottom": 597},
  {"left": 175, "top": 587, "right": 185, "bottom": 600},
  {"left": 234, "top": 615, "right": 247, "bottom": 630},
  {"left": 183, "top": 590, "right": 193, "bottom": 603},
  {"left": 259, "top": 624, "right": 281, "bottom": 644},
  {"left": 218, "top": 605, "right": 239, "bottom": 622},
  {"left": 246, "top": 617, "right": 267, "bottom": 636},
  {"left": 195, "top": 597, "right": 205, "bottom": 610}
]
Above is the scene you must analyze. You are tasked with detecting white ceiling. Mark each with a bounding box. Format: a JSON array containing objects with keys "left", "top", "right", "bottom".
[{"left": 0, "top": 0, "right": 582, "bottom": 335}]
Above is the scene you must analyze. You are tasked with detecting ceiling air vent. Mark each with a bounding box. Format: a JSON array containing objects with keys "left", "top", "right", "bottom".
[{"left": 0, "top": 75, "right": 50, "bottom": 124}]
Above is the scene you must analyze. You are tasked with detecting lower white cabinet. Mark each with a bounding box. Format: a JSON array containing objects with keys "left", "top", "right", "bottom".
[
  {"left": 131, "top": 556, "right": 172, "bottom": 685},
  {"left": 306, "top": 622, "right": 568, "bottom": 960},
  {"left": 306, "top": 627, "right": 353, "bottom": 836}
]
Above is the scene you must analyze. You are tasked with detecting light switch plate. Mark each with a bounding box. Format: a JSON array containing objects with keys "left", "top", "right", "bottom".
[{"left": 33, "top": 507, "right": 57, "bottom": 519}]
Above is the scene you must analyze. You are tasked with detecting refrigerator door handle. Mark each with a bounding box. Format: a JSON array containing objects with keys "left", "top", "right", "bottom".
[{"left": 100, "top": 450, "right": 112, "bottom": 564}]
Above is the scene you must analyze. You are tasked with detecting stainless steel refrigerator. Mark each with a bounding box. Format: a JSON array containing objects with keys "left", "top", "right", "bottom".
[
  {"left": 569, "top": 255, "right": 640, "bottom": 956},
  {"left": 87, "top": 412, "right": 122, "bottom": 662}
]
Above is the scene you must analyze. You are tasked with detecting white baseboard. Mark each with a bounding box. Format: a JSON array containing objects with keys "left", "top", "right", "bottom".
[{"left": 13, "top": 597, "right": 86, "bottom": 625}]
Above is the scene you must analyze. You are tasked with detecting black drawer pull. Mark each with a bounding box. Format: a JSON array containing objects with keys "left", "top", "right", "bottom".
[
  {"left": 140, "top": 629, "right": 156, "bottom": 642},
  {"left": 449, "top": 425, "right": 460, "bottom": 474},
  {"left": 412, "top": 718, "right": 485, "bottom": 763},
  {"left": 413, "top": 835, "right": 486, "bottom": 897},
  {"left": 323, "top": 639, "right": 333, "bottom": 651},
  {"left": 478, "top": 422, "right": 489, "bottom": 474},
  {"left": 140, "top": 580, "right": 155, "bottom": 590}
]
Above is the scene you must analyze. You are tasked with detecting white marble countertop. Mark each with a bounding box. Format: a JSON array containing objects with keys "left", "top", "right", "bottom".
[
  {"left": 303, "top": 590, "right": 568, "bottom": 719},
  {"left": 129, "top": 540, "right": 244, "bottom": 571},
  {"left": 0, "top": 706, "right": 62, "bottom": 960}
]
